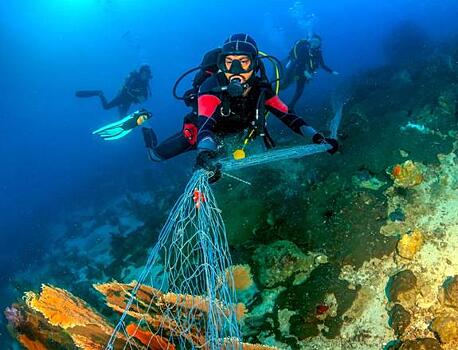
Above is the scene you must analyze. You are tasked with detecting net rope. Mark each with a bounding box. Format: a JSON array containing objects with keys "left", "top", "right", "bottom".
[{"left": 220, "top": 143, "right": 330, "bottom": 172}]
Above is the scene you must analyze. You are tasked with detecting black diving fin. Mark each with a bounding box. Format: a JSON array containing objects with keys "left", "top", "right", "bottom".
[{"left": 75, "top": 90, "right": 102, "bottom": 98}]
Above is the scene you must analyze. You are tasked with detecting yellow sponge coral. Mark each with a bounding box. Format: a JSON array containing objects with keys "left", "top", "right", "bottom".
[
  {"left": 225, "top": 264, "right": 254, "bottom": 291},
  {"left": 391, "top": 160, "right": 423, "bottom": 188},
  {"left": 397, "top": 229, "right": 424, "bottom": 259}
]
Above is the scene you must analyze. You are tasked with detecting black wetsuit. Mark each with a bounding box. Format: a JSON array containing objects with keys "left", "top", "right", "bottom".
[
  {"left": 100, "top": 71, "right": 150, "bottom": 116},
  {"left": 152, "top": 72, "right": 313, "bottom": 161},
  {"left": 282, "top": 40, "right": 334, "bottom": 110}
]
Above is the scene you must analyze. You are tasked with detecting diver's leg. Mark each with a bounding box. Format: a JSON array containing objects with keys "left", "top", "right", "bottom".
[
  {"left": 280, "top": 63, "right": 295, "bottom": 90},
  {"left": 118, "top": 102, "right": 132, "bottom": 117},
  {"left": 99, "top": 92, "right": 126, "bottom": 110},
  {"left": 289, "top": 78, "right": 307, "bottom": 111},
  {"left": 75, "top": 90, "right": 103, "bottom": 98},
  {"left": 149, "top": 132, "right": 196, "bottom": 161}
]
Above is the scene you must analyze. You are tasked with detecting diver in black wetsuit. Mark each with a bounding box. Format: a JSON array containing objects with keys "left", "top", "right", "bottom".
[
  {"left": 282, "top": 34, "right": 338, "bottom": 111},
  {"left": 76, "top": 64, "right": 152, "bottom": 117},
  {"left": 142, "top": 34, "right": 338, "bottom": 182}
]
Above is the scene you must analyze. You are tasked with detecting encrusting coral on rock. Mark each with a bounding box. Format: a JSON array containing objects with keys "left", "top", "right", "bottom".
[
  {"left": 390, "top": 160, "right": 424, "bottom": 188},
  {"left": 252, "top": 240, "right": 326, "bottom": 287},
  {"left": 396, "top": 229, "right": 424, "bottom": 260},
  {"left": 439, "top": 275, "right": 458, "bottom": 310},
  {"left": 430, "top": 317, "right": 458, "bottom": 345}
]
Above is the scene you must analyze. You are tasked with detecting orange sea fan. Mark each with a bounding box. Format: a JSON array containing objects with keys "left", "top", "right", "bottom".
[
  {"left": 25, "top": 284, "right": 111, "bottom": 333},
  {"left": 17, "top": 335, "right": 47, "bottom": 350}
]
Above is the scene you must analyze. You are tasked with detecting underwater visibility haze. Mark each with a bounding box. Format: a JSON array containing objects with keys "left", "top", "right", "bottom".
[{"left": 1, "top": 0, "right": 458, "bottom": 349}]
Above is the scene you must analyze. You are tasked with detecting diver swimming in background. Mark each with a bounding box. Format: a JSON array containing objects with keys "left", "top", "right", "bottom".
[
  {"left": 281, "top": 34, "right": 338, "bottom": 111},
  {"left": 75, "top": 64, "right": 152, "bottom": 117},
  {"left": 142, "top": 33, "right": 338, "bottom": 182}
]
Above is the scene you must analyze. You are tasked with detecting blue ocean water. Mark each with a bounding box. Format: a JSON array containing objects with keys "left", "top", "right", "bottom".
[{"left": 1, "top": 0, "right": 458, "bottom": 347}]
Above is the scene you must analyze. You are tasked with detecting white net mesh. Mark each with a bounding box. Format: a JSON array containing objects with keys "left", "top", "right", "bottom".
[
  {"left": 104, "top": 170, "right": 242, "bottom": 350},
  {"left": 329, "top": 99, "right": 344, "bottom": 140}
]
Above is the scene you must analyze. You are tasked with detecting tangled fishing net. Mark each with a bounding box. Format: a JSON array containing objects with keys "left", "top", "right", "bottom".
[{"left": 105, "top": 170, "right": 243, "bottom": 350}]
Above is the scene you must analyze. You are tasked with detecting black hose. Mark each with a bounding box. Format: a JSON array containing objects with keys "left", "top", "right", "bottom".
[{"left": 172, "top": 66, "right": 202, "bottom": 100}]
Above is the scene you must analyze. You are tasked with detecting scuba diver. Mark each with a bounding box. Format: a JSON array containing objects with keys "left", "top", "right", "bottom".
[
  {"left": 76, "top": 64, "right": 152, "bottom": 117},
  {"left": 281, "top": 34, "right": 338, "bottom": 111},
  {"left": 142, "top": 34, "right": 338, "bottom": 182}
]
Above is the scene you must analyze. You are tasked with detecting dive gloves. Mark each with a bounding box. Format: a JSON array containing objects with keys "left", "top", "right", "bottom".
[{"left": 312, "top": 133, "right": 339, "bottom": 154}]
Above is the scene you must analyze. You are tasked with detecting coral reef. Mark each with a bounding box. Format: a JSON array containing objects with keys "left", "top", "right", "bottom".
[
  {"left": 431, "top": 317, "right": 458, "bottom": 347},
  {"left": 398, "top": 338, "right": 442, "bottom": 349},
  {"left": 396, "top": 229, "right": 424, "bottom": 260},
  {"left": 389, "top": 303, "right": 411, "bottom": 337},
  {"left": 253, "top": 240, "right": 326, "bottom": 287},
  {"left": 439, "top": 275, "right": 458, "bottom": 310},
  {"left": 387, "top": 270, "right": 418, "bottom": 306},
  {"left": 390, "top": 160, "right": 424, "bottom": 188},
  {"left": 430, "top": 317, "right": 458, "bottom": 345}
]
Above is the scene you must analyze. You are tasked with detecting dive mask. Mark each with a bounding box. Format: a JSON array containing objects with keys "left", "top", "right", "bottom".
[{"left": 218, "top": 54, "right": 256, "bottom": 74}]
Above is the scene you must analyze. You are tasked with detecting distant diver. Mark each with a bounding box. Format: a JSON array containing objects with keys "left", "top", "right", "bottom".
[
  {"left": 281, "top": 34, "right": 338, "bottom": 111},
  {"left": 76, "top": 64, "right": 152, "bottom": 117},
  {"left": 141, "top": 33, "right": 338, "bottom": 182}
]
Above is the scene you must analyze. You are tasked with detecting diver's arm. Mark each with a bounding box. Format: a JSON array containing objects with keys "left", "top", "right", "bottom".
[
  {"left": 318, "top": 51, "right": 335, "bottom": 74},
  {"left": 265, "top": 94, "right": 339, "bottom": 154},
  {"left": 196, "top": 94, "right": 222, "bottom": 151},
  {"left": 265, "top": 95, "right": 309, "bottom": 135},
  {"left": 194, "top": 93, "right": 223, "bottom": 181}
]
